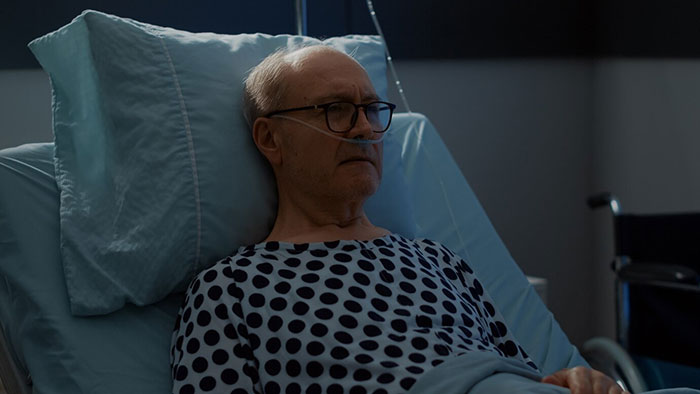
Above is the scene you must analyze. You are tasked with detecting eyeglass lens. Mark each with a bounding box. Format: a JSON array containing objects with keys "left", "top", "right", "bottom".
[{"left": 327, "top": 102, "right": 392, "bottom": 133}]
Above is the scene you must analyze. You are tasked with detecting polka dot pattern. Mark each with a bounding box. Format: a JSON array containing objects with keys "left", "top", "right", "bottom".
[{"left": 171, "top": 234, "right": 537, "bottom": 393}]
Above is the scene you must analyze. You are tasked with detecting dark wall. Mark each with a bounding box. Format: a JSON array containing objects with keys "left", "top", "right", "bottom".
[
  {"left": 316, "top": 0, "right": 700, "bottom": 59},
  {"left": 3, "top": 0, "right": 700, "bottom": 69},
  {"left": 312, "top": 0, "right": 595, "bottom": 58},
  {"left": 1, "top": 0, "right": 298, "bottom": 69},
  {"left": 593, "top": 0, "right": 700, "bottom": 57}
]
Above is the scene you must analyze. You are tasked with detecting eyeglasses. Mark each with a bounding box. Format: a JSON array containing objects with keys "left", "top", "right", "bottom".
[{"left": 266, "top": 101, "right": 397, "bottom": 133}]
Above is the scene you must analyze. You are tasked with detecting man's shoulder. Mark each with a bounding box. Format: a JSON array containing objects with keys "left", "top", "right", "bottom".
[
  {"left": 398, "top": 235, "right": 457, "bottom": 257},
  {"left": 401, "top": 235, "right": 475, "bottom": 269},
  {"left": 187, "top": 255, "right": 234, "bottom": 290}
]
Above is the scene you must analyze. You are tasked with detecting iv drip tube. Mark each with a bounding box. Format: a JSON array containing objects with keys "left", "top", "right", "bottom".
[{"left": 366, "top": 0, "right": 412, "bottom": 113}]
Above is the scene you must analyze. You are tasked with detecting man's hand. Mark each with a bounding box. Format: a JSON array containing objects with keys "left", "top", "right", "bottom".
[{"left": 541, "top": 366, "right": 630, "bottom": 394}]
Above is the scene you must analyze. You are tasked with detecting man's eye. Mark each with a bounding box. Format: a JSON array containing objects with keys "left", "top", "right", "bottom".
[{"left": 327, "top": 105, "right": 347, "bottom": 114}]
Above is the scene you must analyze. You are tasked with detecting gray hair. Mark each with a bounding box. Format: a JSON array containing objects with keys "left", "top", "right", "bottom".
[
  {"left": 242, "top": 48, "right": 292, "bottom": 128},
  {"left": 242, "top": 45, "right": 361, "bottom": 129}
]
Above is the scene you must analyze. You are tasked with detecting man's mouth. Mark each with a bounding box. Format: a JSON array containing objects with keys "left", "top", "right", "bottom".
[{"left": 341, "top": 156, "right": 372, "bottom": 164}]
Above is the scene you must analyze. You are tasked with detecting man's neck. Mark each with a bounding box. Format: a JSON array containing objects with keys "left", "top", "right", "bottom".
[{"left": 263, "top": 190, "right": 389, "bottom": 244}]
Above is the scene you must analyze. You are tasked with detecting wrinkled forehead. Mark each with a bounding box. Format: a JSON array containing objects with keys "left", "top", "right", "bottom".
[{"left": 283, "top": 48, "right": 378, "bottom": 104}]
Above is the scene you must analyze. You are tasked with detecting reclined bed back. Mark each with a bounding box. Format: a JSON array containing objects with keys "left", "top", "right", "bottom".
[{"left": 0, "top": 114, "right": 586, "bottom": 393}]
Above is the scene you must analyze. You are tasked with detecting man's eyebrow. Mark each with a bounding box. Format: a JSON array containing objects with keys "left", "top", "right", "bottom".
[{"left": 314, "top": 93, "right": 380, "bottom": 103}]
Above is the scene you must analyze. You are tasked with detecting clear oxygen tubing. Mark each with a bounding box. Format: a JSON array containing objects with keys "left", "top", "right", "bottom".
[
  {"left": 366, "top": 0, "right": 412, "bottom": 113},
  {"left": 272, "top": 115, "right": 386, "bottom": 145}
]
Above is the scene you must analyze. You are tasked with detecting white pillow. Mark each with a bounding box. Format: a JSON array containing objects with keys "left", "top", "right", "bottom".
[{"left": 28, "top": 10, "right": 416, "bottom": 316}]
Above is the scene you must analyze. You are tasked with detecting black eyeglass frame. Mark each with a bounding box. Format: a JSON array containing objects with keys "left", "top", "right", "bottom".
[{"left": 265, "top": 101, "right": 397, "bottom": 133}]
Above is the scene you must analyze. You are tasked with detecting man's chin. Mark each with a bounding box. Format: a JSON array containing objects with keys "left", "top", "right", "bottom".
[{"left": 341, "top": 176, "right": 381, "bottom": 201}]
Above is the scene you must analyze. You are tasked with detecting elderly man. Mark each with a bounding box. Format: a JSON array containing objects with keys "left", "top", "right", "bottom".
[{"left": 170, "top": 45, "right": 623, "bottom": 394}]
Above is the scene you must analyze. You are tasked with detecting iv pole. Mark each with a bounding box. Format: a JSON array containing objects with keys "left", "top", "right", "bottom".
[
  {"left": 295, "top": 0, "right": 308, "bottom": 36},
  {"left": 292, "top": 0, "right": 411, "bottom": 112}
]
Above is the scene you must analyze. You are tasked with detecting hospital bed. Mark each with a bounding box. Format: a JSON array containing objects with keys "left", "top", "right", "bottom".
[{"left": 0, "top": 5, "right": 695, "bottom": 394}]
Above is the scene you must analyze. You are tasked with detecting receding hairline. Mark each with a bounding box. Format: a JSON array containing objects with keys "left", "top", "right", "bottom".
[
  {"left": 284, "top": 45, "right": 362, "bottom": 69},
  {"left": 243, "top": 44, "right": 370, "bottom": 128},
  {"left": 279, "top": 46, "right": 375, "bottom": 102}
]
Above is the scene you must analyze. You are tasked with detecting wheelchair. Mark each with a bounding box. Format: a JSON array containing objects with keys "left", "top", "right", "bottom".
[{"left": 584, "top": 192, "right": 700, "bottom": 392}]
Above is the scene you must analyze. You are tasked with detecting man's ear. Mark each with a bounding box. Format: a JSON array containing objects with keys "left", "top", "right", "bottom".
[{"left": 252, "top": 117, "right": 282, "bottom": 166}]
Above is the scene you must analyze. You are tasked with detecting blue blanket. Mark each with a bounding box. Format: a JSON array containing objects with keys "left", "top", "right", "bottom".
[{"left": 408, "top": 352, "right": 700, "bottom": 394}]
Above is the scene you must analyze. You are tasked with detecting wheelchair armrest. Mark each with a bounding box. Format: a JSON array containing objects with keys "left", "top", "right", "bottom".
[
  {"left": 582, "top": 337, "right": 648, "bottom": 394},
  {"left": 619, "top": 262, "right": 699, "bottom": 285}
]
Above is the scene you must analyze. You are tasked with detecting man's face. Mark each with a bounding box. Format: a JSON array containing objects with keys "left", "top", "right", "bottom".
[{"left": 272, "top": 49, "right": 383, "bottom": 204}]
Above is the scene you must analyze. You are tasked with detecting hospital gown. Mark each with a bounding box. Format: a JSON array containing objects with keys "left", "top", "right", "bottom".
[{"left": 170, "top": 233, "right": 538, "bottom": 394}]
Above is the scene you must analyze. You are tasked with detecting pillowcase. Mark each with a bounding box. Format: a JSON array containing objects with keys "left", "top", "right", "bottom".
[
  {"left": 0, "top": 143, "right": 184, "bottom": 393},
  {"left": 28, "top": 10, "right": 414, "bottom": 316}
]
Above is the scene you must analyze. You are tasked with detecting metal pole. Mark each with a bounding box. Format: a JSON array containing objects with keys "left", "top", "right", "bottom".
[{"left": 295, "top": 0, "right": 308, "bottom": 35}]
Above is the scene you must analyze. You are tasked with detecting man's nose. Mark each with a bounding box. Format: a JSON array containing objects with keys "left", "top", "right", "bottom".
[{"left": 346, "top": 108, "right": 374, "bottom": 140}]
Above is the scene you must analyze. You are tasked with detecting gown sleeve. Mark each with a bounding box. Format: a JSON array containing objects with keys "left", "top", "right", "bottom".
[{"left": 170, "top": 263, "right": 261, "bottom": 394}]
